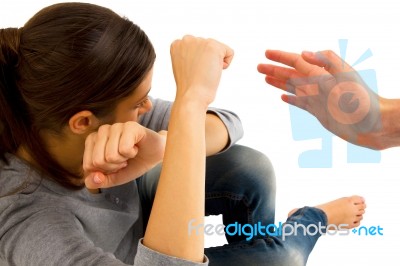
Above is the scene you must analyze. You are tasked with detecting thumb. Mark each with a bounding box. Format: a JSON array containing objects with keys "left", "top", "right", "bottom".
[
  {"left": 85, "top": 171, "right": 107, "bottom": 189},
  {"left": 222, "top": 46, "right": 234, "bottom": 69}
]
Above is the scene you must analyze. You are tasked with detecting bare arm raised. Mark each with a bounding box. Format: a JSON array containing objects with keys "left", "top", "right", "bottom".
[{"left": 143, "top": 35, "right": 233, "bottom": 262}]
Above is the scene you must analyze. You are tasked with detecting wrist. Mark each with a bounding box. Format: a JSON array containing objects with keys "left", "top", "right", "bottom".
[
  {"left": 376, "top": 98, "right": 400, "bottom": 149},
  {"left": 170, "top": 100, "right": 207, "bottom": 126},
  {"left": 174, "top": 86, "right": 214, "bottom": 112},
  {"left": 169, "top": 93, "right": 208, "bottom": 135}
]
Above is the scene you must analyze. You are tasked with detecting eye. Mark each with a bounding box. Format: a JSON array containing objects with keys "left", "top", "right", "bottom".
[{"left": 135, "top": 97, "right": 149, "bottom": 108}]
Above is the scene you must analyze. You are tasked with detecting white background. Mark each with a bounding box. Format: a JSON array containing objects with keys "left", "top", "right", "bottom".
[{"left": 2, "top": 1, "right": 399, "bottom": 265}]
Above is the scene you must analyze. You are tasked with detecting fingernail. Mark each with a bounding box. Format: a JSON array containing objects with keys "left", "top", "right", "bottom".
[{"left": 93, "top": 174, "right": 102, "bottom": 184}]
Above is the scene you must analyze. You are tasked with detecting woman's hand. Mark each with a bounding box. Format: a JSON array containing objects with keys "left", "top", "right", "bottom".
[
  {"left": 170, "top": 35, "right": 234, "bottom": 108},
  {"left": 83, "top": 122, "right": 166, "bottom": 189}
]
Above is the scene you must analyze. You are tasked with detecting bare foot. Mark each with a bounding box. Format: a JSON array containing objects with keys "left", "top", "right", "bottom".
[{"left": 288, "top": 195, "right": 366, "bottom": 229}]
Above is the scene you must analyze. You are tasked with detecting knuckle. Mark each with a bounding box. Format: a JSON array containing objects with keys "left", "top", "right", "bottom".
[
  {"left": 182, "top": 34, "right": 195, "bottom": 41},
  {"left": 325, "top": 50, "right": 336, "bottom": 57},
  {"left": 119, "top": 146, "right": 133, "bottom": 157},
  {"left": 97, "top": 124, "right": 110, "bottom": 135},
  {"left": 110, "top": 123, "right": 124, "bottom": 135},
  {"left": 85, "top": 133, "right": 95, "bottom": 146},
  {"left": 293, "top": 56, "right": 302, "bottom": 68},
  {"left": 320, "top": 50, "right": 337, "bottom": 64},
  {"left": 104, "top": 152, "right": 119, "bottom": 163},
  {"left": 170, "top": 40, "right": 178, "bottom": 51},
  {"left": 110, "top": 122, "right": 122, "bottom": 130},
  {"left": 92, "top": 158, "right": 104, "bottom": 168},
  {"left": 205, "top": 37, "right": 217, "bottom": 46},
  {"left": 125, "top": 121, "right": 139, "bottom": 131},
  {"left": 82, "top": 161, "right": 92, "bottom": 172},
  {"left": 206, "top": 38, "right": 219, "bottom": 48}
]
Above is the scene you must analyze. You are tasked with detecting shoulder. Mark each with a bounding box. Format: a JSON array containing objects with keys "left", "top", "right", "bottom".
[
  {"left": 0, "top": 154, "right": 42, "bottom": 198},
  {"left": 0, "top": 154, "right": 80, "bottom": 225}
]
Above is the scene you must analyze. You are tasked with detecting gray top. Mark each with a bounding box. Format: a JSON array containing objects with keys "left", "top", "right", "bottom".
[{"left": 0, "top": 97, "right": 243, "bottom": 266}]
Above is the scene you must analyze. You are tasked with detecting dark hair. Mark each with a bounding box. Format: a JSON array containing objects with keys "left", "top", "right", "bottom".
[{"left": 0, "top": 3, "right": 156, "bottom": 189}]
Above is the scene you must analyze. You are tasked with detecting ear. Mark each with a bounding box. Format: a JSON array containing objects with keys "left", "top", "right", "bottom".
[{"left": 68, "top": 110, "right": 99, "bottom": 135}]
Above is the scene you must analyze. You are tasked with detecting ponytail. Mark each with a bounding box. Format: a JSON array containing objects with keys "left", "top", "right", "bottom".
[
  {"left": 0, "top": 28, "right": 28, "bottom": 162},
  {"left": 0, "top": 28, "right": 81, "bottom": 189}
]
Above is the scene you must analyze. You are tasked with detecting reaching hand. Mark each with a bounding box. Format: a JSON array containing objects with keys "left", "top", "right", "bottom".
[
  {"left": 83, "top": 122, "right": 166, "bottom": 189},
  {"left": 258, "top": 49, "right": 384, "bottom": 149}
]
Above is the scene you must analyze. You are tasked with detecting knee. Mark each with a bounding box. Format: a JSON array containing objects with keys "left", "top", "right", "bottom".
[
  {"left": 229, "top": 145, "right": 275, "bottom": 180},
  {"left": 212, "top": 145, "right": 276, "bottom": 189},
  {"left": 283, "top": 249, "right": 307, "bottom": 266}
]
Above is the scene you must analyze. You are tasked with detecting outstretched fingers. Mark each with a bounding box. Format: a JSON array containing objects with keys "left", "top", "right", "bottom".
[
  {"left": 301, "top": 50, "right": 355, "bottom": 75},
  {"left": 257, "top": 64, "right": 304, "bottom": 81},
  {"left": 265, "top": 49, "right": 327, "bottom": 77}
]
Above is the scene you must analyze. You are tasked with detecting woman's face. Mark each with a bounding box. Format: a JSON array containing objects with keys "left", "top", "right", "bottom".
[{"left": 113, "top": 68, "right": 154, "bottom": 123}]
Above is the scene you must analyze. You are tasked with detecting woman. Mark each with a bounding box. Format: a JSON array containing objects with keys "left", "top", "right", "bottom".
[{"left": 0, "top": 3, "right": 366, "bottom": 265}]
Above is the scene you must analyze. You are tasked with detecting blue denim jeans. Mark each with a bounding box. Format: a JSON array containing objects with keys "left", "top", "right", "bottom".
[{"left": 136, "top": 145, "right": 327, "bottom": 266}]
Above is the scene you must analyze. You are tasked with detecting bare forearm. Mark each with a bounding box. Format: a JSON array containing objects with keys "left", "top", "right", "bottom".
[
  {"left": 143, "top": 97, "right": 207, "bottom": 262},
  {"left": 143, "top": 35, "right": 234, "bottom": 262},
  {"left": 376, "top": 98, "right": 400, "bottom": 149},
  {"left": 205, "top": 113, "right": 229, "bottom": 156}
]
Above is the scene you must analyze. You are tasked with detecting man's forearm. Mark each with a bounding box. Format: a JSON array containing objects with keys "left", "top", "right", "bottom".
[{"left": 376, "top": 98, "right": 400, "bottom": 149}]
